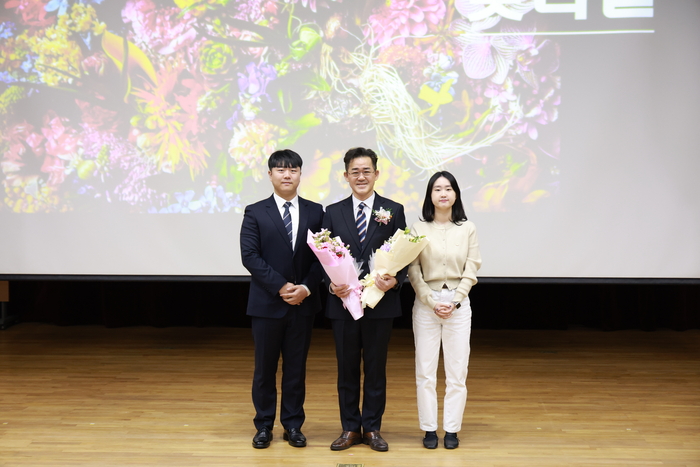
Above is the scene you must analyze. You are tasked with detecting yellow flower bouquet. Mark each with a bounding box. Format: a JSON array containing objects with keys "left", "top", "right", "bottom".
[{"left": 360, "top": 228, "right": 428, "bottom": 309}]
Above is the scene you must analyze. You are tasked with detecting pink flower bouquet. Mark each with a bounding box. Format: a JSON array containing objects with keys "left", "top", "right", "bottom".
[
  {"left": 307, "top": 229, "right": 364, "bottom": 320},
  {"left": 360, "top": 228, "right": 429, "bottom": 309}
]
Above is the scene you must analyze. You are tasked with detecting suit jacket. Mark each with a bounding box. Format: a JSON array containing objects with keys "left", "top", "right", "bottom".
[
  {"left": 322, "top": 193, "right": 407, "bottom": 320},
  {"left": 241, "top": 195, "right": 324, "bottom": 318}
]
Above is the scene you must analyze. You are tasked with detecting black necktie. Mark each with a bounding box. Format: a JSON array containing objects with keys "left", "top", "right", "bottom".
[
  {"left": 356, "top": 202, "right": 367, "bottom": 244},
  {"left": 283, "top": 201, "right": 293, "bottom": 246}
]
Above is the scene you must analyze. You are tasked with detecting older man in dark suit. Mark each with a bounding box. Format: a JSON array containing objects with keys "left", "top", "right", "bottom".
[
  {"left": 240, "top": 149, "right": 324, "bottom": 449},
  {"left": 322, "top": 147, "right": 407, "bottom": 452}
]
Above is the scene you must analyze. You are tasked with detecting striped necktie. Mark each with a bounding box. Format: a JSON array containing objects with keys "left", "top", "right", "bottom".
[
  {"left": 283, "top": 201, "right": 293, "bottom": 246},
  {"left": 356, "top": 202, "right": 367, "bottom": 244}
]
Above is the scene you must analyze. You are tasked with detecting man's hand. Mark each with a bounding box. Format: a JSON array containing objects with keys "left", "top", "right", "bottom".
[
  {"left": 374, "top": 274, "right": 397, "bottom": 292},
  {"left": 330, "top": 282, "right": 352, "bottom": 298},
  {"left": 279, "top": 282, "right": 309, "bottom": 305}
]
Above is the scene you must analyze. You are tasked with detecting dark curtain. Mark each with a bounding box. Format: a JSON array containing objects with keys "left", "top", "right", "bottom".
[{"left": 5, "top": 280, "right": 700, "bottom": 331}]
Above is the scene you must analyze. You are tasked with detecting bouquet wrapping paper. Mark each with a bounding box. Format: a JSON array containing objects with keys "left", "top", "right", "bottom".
[
  {"left": 361, "top": 228, "right": 429, "bottom": 309},
  {"left": 307, "top": 229, "right": 363, "bottom": 320}
]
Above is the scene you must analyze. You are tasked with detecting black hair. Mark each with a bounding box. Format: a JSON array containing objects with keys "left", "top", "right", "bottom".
[
  {"left": 268, "top": 149, "right": 303, "bottom": 170},
  {"left": 343, "top": 147, "right": 378, "bottom": 172},
  {"left": 420, "top": 171, "right": 468, "bottom": 225}
]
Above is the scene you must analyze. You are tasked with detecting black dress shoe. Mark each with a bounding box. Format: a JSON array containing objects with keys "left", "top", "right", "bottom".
[
  {"left": 444, "top": 431, "right": 459, "bottom": 449},
  {"left": 283, "top": 428, "right": 307, "bottom": 447},
  {"left": 423, "top": 431, "right": 438, "bottom": 449},
  {"left": 252, "top": 426, "right": 272, "bottom": 449}
]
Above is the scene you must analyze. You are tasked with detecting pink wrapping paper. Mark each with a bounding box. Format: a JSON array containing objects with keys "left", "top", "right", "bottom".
[{"left": 307, "top": 230, "right": 364, "bottom": 320}]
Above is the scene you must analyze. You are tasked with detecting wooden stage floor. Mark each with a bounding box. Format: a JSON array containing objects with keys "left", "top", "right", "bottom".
[{"left": 0, "top": 324, "right": 698, "bottom": 467}]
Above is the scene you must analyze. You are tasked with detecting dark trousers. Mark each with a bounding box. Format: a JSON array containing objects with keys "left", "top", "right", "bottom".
[
  {"left": 332, "top": 317, "right": 394, "bottom": 433},
  {"left": 251, "top": 311, "right": 315, "bottom": 431}
]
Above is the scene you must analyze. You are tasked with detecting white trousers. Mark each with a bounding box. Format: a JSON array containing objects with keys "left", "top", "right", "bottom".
[{"left": 413, "top": 288, "right": 472, "bottom": 433}]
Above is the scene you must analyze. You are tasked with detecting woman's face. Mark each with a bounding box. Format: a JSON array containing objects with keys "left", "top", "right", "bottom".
[{"left": 431, "top": 176, "right": 456, "bottom": 211}]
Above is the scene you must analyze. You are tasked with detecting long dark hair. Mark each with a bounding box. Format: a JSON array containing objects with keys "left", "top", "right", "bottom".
[{"left": 420, "top": 171, "right": 468, "bottom": 225}]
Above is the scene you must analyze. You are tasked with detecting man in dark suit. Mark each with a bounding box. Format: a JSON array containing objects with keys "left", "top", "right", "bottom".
[
  {"left": 322, "top": 147, "right": 407, "bottom": 452},
  {"left": 240, "top": 149, "right": 324, "bottom": 449}
]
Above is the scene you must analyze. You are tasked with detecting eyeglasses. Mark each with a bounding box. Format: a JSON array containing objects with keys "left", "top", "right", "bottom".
[{"left": 348, "top": 170, "right": 376, "bottom": 178}]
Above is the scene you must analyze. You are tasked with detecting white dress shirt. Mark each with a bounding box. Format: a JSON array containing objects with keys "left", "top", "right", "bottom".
[{"left": 352, "top": 192, "right": 376, "bottom": 231}]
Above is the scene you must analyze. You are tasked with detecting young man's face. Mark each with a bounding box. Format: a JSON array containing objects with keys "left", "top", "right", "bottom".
[
  {"left": 269, "top": 166, "right": 301, "bottom": 200},
  {"left": 344, "top": 156, "right": 378, "bottom": 201}
]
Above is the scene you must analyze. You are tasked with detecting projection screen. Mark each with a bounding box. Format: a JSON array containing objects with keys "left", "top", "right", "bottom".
[{"left": 1, "top": 0, "right": 698, "bottom": 278}]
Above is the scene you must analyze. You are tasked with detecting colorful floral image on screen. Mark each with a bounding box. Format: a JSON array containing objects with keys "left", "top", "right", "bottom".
[{"left": 0, "top": 0, "right": 560, "bottom": 213}]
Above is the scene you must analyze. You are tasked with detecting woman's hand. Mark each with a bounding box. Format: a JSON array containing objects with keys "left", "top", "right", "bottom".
[{"left": 433, "top": 302, "right": 456, "bottom": 319}]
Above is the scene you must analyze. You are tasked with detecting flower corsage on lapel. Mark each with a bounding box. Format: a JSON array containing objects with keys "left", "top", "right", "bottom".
[{"left": 372, "top": 207, "right": 392, "bottom": 225}]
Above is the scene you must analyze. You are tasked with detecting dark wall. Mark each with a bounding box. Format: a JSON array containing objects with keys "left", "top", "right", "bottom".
[{"left": 5, "top": 280, "right": 699, "bottom": 331}]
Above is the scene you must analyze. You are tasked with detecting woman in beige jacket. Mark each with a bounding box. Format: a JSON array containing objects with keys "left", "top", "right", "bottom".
[{"left": 408, "top": 171, "right": 482, "bottom": 450}]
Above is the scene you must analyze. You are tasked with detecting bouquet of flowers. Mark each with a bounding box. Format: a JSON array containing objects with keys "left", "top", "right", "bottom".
[
  {"left": 307, "top": 229, "right": 364, "bottom": 320},
  {"left": 360, "top": 228, "right": 429, "bottom": 309}
]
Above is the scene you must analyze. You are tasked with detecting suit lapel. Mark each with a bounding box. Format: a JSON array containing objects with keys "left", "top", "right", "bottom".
[
  {"left": 340, "top": 196, "right": 362, "bottom": 253},
  {"left": 265, "top": 195, "right": 293, "bottom": 252},
  {"left": 294, "top": 198, "right": 309, "bottom": 256},
  {"left": 363, "top": 195, "right": 385, "bottom": 253}
]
